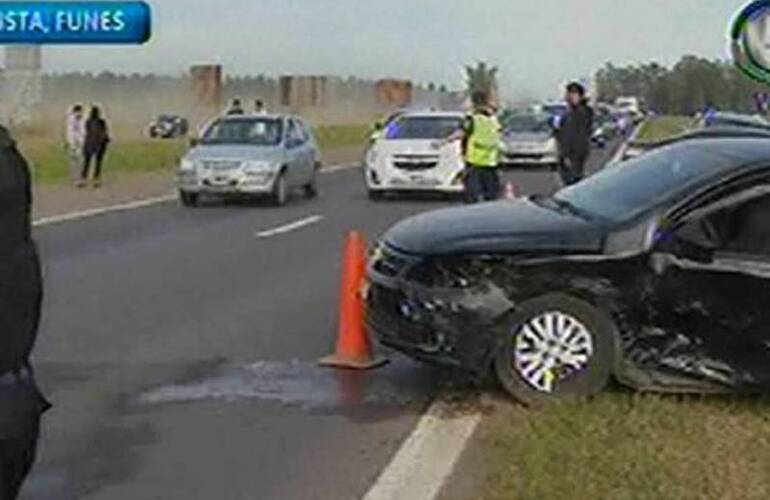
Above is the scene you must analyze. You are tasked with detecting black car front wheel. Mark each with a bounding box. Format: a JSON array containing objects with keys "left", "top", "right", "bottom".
[{"left": 494, "top": 294, "right": 615, "bottom": 406}]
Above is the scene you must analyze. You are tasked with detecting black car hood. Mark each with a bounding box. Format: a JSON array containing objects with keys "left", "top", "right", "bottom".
[{"left": 385, "top": 198, "right": 605, "bottom": 255}]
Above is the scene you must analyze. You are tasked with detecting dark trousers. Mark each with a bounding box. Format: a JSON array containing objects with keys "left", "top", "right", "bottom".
[
  {"left": 81, "top": 146, "right": 107, "bottom": 180},
  {"left": 0, "top": 424, "right": 39, "bottom": 500},
  {"left": 558, "top": 153, "right": 588, "bottom": 186},
  {"left": 464, "top": 165, "right": 500, "bottom": 203}
]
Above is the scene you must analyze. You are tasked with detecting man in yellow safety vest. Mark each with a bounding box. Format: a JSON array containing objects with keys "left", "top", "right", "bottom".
[{"left": 438, "top": 90, "right": 501, "bottom": 203}]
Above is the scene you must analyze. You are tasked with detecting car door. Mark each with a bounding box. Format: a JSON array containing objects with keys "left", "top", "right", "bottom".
[
  {"left": 644, "top": 177, "right": 770, "bottom": 389},
  {"left": 297, "top": 119, "right": 318, "bottom": 182},
  {"left": 283, "top": 119, "right": 303, "bottom": 187}
]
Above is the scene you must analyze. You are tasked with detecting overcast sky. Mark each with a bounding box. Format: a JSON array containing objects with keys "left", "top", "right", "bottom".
[{"left": 43, "top": 0, "right": 747, "bottom": 99}]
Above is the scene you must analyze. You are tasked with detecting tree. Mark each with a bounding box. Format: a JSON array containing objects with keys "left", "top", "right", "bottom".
[{"left": 465, "top": 61, "right": 498, "bottom": 100}]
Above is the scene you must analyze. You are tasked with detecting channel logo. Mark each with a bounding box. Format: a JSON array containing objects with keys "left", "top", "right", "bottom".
[
  {"left": 0, "top": 1, "right": 151, "bottom": 44},
  {"left": 732, "top": 0, "right": 770, "bottom": 83}
]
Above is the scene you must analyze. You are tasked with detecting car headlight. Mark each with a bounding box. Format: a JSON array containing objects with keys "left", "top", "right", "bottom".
[
  {"left": 243, "top": 161, "right": 274, "bottom": 175},
  {"left": 179, "top": 158, "right": 196, "bottom": 171}
]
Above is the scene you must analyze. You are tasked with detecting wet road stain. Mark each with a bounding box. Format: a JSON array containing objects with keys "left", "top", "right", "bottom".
[{"left": 137, "top": 359, "right": 438, "bottom": 411}]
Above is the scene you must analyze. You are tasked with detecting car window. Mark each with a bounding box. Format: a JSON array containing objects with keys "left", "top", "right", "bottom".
[
  {"left": 201, "top": 117, "right": 283, "bottom": 146},
  {"left": 385, "top": 116, "right": 464, "bottom": 140},
  {"left": 554, "top": 144, "right": 725, "bottom": 223},
  {"left": 675, "top": 187, "right": 770, "bottom": 259}
]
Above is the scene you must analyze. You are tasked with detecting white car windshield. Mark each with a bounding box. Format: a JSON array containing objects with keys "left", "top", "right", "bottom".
[
  {"left": 202, "top": 118, "right": 283, "bottom": 146},
  {"left": 385, "top": 116, "right": 463, "bottom": 140}
]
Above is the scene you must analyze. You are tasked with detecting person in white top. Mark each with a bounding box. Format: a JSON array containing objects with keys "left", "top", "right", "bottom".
[{"left": 65, "top": 104, "right": 85, "bottom": 186}]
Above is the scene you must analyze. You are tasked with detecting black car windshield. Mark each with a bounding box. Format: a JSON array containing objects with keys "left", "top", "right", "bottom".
[
  {"left": 385, "top": 116, "right": 463, "bottom": 140},
  {"left": 202, "top": 118, "right": 283, "bottom": 146},
  {"left": 504, "top": 115, "right": 550, "bottom": 133},
  {"left": 553, "top": 144, "right": 724, "bottom": 223}
]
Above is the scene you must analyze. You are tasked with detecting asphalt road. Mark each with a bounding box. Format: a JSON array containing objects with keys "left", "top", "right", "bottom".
[{"left": 22, "top": 142, "right": 618, "bottom": 500}]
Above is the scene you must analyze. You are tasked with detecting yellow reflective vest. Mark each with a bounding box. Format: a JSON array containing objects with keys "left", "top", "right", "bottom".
[{"left": 466, "top": 113, "right": 501, "bottom": 168}]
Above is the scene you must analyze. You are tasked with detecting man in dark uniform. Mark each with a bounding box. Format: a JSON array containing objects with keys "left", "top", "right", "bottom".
[
  {"left": 0, "top": 126, "right": 49, "bottom": 500},
  {"left": 556, "top": 82, "right": 594, "bottom": 186}
]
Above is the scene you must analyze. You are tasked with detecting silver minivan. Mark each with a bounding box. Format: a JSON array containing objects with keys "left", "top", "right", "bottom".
[{"left": 177, "top": 114, "right": 320, "bottom": 207}]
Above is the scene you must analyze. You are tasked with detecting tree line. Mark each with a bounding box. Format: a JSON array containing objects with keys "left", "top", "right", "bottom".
[{"left": 595, "top": 55, "right": 769, "bottom": 115}]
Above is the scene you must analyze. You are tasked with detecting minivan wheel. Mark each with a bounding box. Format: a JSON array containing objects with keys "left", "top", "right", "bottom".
[
  {"left": 179, "top": 191, "right": 199, "bottom": 207},
  {"left": 494, "top": 294, "right": 615, "bottom": 406},
  {"left": 272, "top": 172, "right": 288, "bottom": 206},
  {"left": 303, "top": 171, "right": 318, "bottom": 199}
]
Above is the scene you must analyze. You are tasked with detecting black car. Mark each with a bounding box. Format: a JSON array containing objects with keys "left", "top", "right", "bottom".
[
  {"left": 148, "top": 114, "right": 189, "bottom": 139},
  {"left": 366, "top": 131, "right": 770, "bottom": 405}
]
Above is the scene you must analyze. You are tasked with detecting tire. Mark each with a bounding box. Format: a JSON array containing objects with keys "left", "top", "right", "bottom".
[
  {"left": 271, "top": 171, "right": 288, "bottom": 206},
  {"left": 494, "top": 293, "right": 616, "bottom": 406},
  {"left": 179, "top": 191, "right": 199, "bottom": 207},
  {"left": 303, "top": 169, "right": 319, "bottom": 199}
]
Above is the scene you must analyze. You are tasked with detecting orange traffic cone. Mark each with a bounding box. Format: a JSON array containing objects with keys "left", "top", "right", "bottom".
[
  {"left": 319, "top": 231, "right": 389, "bottom": 370},
  {"left": 504, "top": 181, "right": 517, "bottom": 200}
]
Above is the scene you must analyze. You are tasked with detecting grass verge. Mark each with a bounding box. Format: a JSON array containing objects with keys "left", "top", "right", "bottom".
[
  {"left": 483, "top": 392, "right": 770, "bottom": 500},
  {"left": 16, "top": 123, "right": 369, "bottom": 187},
  {"left": 635, "top": 116, "right": 693, "bottom": 143}
]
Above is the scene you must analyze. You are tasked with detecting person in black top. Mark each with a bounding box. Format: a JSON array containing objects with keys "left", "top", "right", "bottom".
[
  {"left": 80, "top": 105, "right": 110, "bottom": 188},
  {"left": 556, "top": 82, "right": 594, "bottom": 186},
  {"left": 0, "top": 126, "right": 50, "bottom": 500}
]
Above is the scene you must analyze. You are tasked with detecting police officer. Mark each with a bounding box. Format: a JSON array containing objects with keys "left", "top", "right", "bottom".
[
  {"left": 0, "top": 126, "right": 49, "bottom": 500},
  {"left": 439, "top": 90, "right": 501, "bottom": 202}
]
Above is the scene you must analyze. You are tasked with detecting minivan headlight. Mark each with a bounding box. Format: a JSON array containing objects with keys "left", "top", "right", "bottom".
[
  {"left": 179, "top": 158, "right": 196, "bottom": 171},
  {"left": 243, "top": 161, "right": 274, "bottom": 174}
]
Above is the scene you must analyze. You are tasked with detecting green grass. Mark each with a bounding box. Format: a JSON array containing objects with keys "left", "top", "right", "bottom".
[
  {"left": 635, "top": 116, "right": 693, "bottom": 143},
  {"left": 314, "top": 124, "right": 369, "bottom": 150},
  {"left": 14, "top": 123, "right": 368, "bottom": 187},
  {"left": 484, "top": 392, "right": 770, "bottom": 500},
  {"left": 18, "top": 137, "right": 187, "bottom": 186}
]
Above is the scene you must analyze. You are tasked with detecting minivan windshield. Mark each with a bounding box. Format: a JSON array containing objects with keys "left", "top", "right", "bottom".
[
  {"left": 385, "top": 116, "right": 464, "bottom": 140},
  {"left": 553, "top": 144, "right": 727, "bottom": 223},
  {"left": 504, "top": 114, "right": 551, "bottom": 134},
  {"left": 202, "top": 118, "right": 283, "bottom": 146}
]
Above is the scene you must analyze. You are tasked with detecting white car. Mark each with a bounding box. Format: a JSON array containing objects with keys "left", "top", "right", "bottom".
[
  {"left": 365, "top": 112, "right": 466, "bottom": 199},
  {"left": 499, "top": 113, "right": 559, "bottom": 167}
]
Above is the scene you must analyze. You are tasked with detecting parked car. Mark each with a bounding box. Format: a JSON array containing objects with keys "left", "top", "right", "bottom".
[
  {"left": 499, "top": 113, "right": 558, "bottom": 167},
  {"left": 177, "top": 115, "right": 319, "bottom": 207},
  {"left": 148, "top": 114, "right": 189, "bottom": 139},
  {"left": 366, "top": 129, "right": 770, "bottom": 405},
  {"left": 614, "top": 96, "right": 646, "bottom": 122},
  {"left": 364, "top": 111, "right": 466, "bottom": 200},
  {"left": 591, "top": 104, "right": 619, "bottom": 148}
]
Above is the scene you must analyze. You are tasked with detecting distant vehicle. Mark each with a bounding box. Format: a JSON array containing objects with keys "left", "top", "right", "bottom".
[
  {"left": 148, "top": 114, "right": 189, "bottom": 139},
  {"left": 696, "top": 111, "right": 770, "bottom": 131},
  {"left": 499, "top": 113, "right": 558, "bottom": 167},
  {"left": 614, "top": 96, "right": 646, "bottom": 121},
  {"left": 366, "top": 131, "right": 770, "bottom": 405},
  {"left": 591, "top": 104, "right": 619, "bottom": 148},
  {"left": 536, "top": 102, "right": 568, "bottom": 130},
  {"left": 177, "top": 115, "right": 320, "bottom": 207},
  {"left": 364, "top": 111, "right": 466, "bottom": 200}
]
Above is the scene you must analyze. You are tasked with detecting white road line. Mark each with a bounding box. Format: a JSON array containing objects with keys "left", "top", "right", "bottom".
[
  {"left": 33, "top": 194, "right": 176, "bottom": 227},
  {"left": 31, "top": 162, "right": 359, "bottom": 228},
  {"left": 256, "top": 214, "right": 324, "bottom": 238},
  {"left": 362, "top": 399, "right": 482, "bottom": 500}
]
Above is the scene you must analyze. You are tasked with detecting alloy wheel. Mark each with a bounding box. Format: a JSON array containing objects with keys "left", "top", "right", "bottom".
[{"left": 512, "top": 311, "right": 594, "bottom": 393}]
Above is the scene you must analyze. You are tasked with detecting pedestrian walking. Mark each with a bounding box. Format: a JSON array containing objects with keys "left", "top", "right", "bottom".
[
  {"left": 437, "top": 90, "right": 501, "bottom": 203},
  {"left": 0, "top": 126, "right": 50, "bottom": 500},
  {"left": 556, "top": 82, "right": 594, "bottom": 186},
  {"left": 80, "top": 106, "right": 110, "bottom": 188},
  {"left": 65, "top": 104, "right": 85, "bottom": 186}
]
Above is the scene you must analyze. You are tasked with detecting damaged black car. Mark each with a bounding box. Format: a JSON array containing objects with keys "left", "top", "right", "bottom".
[{"left": 366, "top": 130, "right": 770, "bottom": 405}]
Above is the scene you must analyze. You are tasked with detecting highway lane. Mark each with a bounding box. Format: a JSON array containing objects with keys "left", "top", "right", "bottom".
[{"left": 22, "top": 143, "right": 617, "bottom": 500}]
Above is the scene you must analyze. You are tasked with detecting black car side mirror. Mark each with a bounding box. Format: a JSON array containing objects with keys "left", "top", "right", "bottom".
[{"left": 189, "top": 137, "right": 200, "bottom": 148}]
